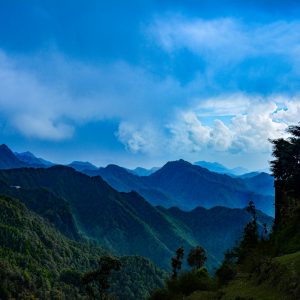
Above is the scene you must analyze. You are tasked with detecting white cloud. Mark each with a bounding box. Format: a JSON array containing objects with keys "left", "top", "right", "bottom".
[
  {"left": 0, "top": 50, "right": 186, "bottom": 141},
  {"left": 0, "top": 49, "right": 299, "bottom": 159},
  {"left": 116, "top": 122, "right": 160, "bottom": 154},
  {"left": 168, "top": 95, "right": 297, "bottom": 155},
  {"left": 149, "top": 16, "right": 300, "bottom": 65}
]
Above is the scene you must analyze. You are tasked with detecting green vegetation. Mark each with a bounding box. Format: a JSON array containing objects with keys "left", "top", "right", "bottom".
[
  {"left": 149, "top": 246, "right": 214, "bottom": 299},
  {"left": 0, "top": 196, "right": 165, "bottom": 299},
  {"left": 82, "top": 255, "right": 122, "bottom": 299},
  {"left": 0, "top": 166, "right": 272, "bottom": 272}
]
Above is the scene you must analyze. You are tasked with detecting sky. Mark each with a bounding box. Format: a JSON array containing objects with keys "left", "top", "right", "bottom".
[{"left": 0, "top": 0, "right": 300, "bottom": 170}]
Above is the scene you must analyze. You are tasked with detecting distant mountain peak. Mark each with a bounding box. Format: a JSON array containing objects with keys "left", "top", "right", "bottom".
[
  {"left": 18, "top": 151, "right": 35, "bottom": 157},
  {"left": 68, "top": 161, "right": 97, "bottom": 172},
  {"left": 165, "top": 159, "right": 191, "bottom": 167},
  {"left": 0, "top": 144, "right": 11, "bottom": 152},
  {"left": 194, "top": 160, "right": 249, "bottom": 176},
  {"left": 129, "top": 166, "right": 160, "bottom": 176},
  {"left": 0, "top": 144, "right": 27, "bottom": 169},
  {"left": 15, "top": 150, "right": 52, "bottom": 167}
]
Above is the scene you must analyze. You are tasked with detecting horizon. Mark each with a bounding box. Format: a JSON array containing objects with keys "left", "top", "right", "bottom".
[
  {"left": 1, "top": 1, "right": 299, "bottom": 170},
  {"left": 1, "top": 142, "right": 270, "bottom": 173}
]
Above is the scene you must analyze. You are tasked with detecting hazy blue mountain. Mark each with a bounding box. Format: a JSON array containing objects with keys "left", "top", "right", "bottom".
[
  {"left": 239, "top": 171, "right": 261, "bottom": 179},
  {"left": 0, "top": 166, "right": 273, "bottom": 272},
  {"left": 194, "top": 161, "right": 248, "bottom": 176},
  {"left": 68, "top": 161, "right": 98, "bottom": 172},
  {"left": 0, "top": 144, "right": 27, "bottom": 169},
  {"left": 230, "top": 166, "right": 249, "bottom": 175},
  {"left": 84, "top": 160, "right": 274, "bottom": 215},
  {"left": 129, "top": 167, "right": 160, "bottom": 176},
  {"left": 84, "top": 164, "right": 172, "bottom": 206},
  {"left": 242, "top": 172, "right": 274, "bottom": 197},
  {"left": 15, "top": 151, "right": 54, "bottom": 167},
  {"left": 194, "top": 161, "right": 230, "bottom": 174},
  {"left": 147, "top": 160, "right": 273, "bottom": 214}
]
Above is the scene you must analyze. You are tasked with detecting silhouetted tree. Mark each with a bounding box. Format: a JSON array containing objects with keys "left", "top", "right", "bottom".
[
  {"left": 237, "top": 201, "right": 259, "bottom": 262},
  {"left": 171, "top": 247, "right": 184, "bottom": 279},
  {"left": 82, "top": 255, "right": 121, "bottom": 300},
  {"left": 187, "top": 246, "right": 207, "bottom": 270},
  {"left": 270, "top": 123, "right": 300, "bottom": 197}
]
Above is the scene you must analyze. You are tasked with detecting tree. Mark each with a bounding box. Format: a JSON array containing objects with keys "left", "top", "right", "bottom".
[
  {"left": 171, "top": 247, "right": 184, "bottom": 279},
  {"left": 237, "top": 201, "right": 259, "bottom": 262},
  {"left": 82, "top": 255, "right": 121, "bottom": 300},
  {"left": 187, "top": 246, "right": 207, "bottom": 270},
  {"left": 270, "top": 124, "right": 300, "bottom": 197}
]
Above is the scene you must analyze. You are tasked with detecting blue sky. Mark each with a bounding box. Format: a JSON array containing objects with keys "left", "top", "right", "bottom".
[{"left": 0, "top": 0, "right": 300, "bottom": 170}]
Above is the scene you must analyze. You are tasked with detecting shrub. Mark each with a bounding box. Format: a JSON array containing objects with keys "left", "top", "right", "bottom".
[{"left": 216, "top": 262, "right": 237, "bottom": 285}]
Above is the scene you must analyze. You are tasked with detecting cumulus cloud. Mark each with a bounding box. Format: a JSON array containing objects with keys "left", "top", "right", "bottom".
[
  {"left": 0, "top": 48, "right": 299, "bottom": 159},
  {"left": 0, "top": 50, "right": 186, "bottom": 141},
  {"left": 168, "top": 96, "right": 299, "bottom": 155},
  {"left": 116, "top": 122, "right": 160, "bottom": 154}
]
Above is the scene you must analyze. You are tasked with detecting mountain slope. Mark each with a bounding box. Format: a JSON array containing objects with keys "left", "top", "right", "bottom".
[
  {"left": 84, "top": 164, "right": 172, "bottom": 206},
  {"left": 0, "top": 180, "right": 80, "bottom": 240},
  {"left": 158, "top": 206, "right": 273, "bottom": 268},
  {"left": 148, "top": 160, "right": 273, "bottom": 214},
  {"left": 242, "top": 172, "right": 274, "bottom": 196},
  {"left": 194, "top": 161, "right": 248, "bottom": 176},
  {"left": 0, "top": 166, "right": 193, "bottom": 269},
  {"left": 84, "top": 160, "right": 274, "bottom": 215},
  {"left": 129, "top": 167, "right": 160, "bottom": 176},
  {"left": 0, "top": 196, "right": 165, "bottom": 300},
  {"left": 68, "top": 161, "right": 98, "bottom": 172},
  {"left": 15, "top": 151, "right": 53, "bottom": 167},
  {"left": 0, "top": 144, "right": 27, "bottom": 169},
  {"left": 0, "top": 166, "right": 273, "bottom": 272}
]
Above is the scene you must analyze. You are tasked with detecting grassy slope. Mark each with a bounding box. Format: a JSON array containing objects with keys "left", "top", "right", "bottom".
[{"left": 188, "top": 251, "right": 300, "bottom": 300}]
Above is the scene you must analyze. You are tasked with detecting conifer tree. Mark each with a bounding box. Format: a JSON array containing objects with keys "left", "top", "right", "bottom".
[{"left": 171, "top": 247, "right": 184, "bottom": 279}]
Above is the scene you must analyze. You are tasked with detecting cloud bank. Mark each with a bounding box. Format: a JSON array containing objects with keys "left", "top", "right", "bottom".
[{"left": 1, "top": 14, "right": 300, "bottom": 164}]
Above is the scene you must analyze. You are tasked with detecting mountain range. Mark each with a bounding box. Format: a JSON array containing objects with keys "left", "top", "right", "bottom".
[
  {"left": 0, "top": 144, "right": 274, "bottom": 215},
  {"left": 0, "top": 165, "right": 273, "bottom": 272},
  {"left": 194, "top": 161, "right": 249, "bottom": 176},
  {"left": 0, "top": 143, "right": 275, "bottom": 298},
  {"left": 83, "top": 159, "right": 274, "bottom": 215}
]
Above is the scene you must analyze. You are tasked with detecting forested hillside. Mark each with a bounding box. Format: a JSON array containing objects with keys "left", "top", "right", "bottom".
[{"left": 0, "top": 196, "right": 165, "bottom": 299}]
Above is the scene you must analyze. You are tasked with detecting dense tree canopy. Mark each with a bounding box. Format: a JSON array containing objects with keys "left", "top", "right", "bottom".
[{"left": 270, "top": 124, "right": 300, "bottom": 197}]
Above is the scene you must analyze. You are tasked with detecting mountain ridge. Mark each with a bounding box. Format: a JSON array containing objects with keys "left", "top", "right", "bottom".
[{"left": 0, "top": 165, "right": 273, "bottom": 271}]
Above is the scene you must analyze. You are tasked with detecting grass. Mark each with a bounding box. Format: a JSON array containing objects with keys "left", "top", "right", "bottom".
[
  {"left": 187, "top": 251, "right": 300, "bottom": 300},
  {"left": 187, "top": 275, "right": 286, "bottom": 300},
  {"left": 275, "top": 251, "right": 300, "bottom": 274}
]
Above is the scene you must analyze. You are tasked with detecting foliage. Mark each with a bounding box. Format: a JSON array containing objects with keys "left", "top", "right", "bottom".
[
  {"left": 270, "top": 123, "right": 300, "bottom": 197},
  {"left": 82, "top": 255, "right": 122, "bottom": 300},
  {"left": 171, "top": 247, "right": 184, "bottom": 279},
  {"left": 187, "top": 246, "right": 207, "bottom": 270},
  {"left": 0, "top": 196, "right": 165, "bottom": 300},
  {"left": 236, "top": 201, "right": 259, "bottom": 264},
  {"left": 215, "top": 262, "right": 237, "bottom": 285},
  {"left": 149, "top": 268, "right": 215, "bottom": 300}
]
